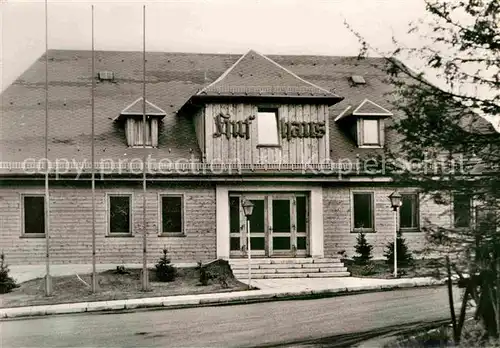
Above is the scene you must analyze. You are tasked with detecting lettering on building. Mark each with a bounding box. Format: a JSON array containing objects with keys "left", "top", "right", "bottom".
[
  {"left": 213, "top": 113, "right": 255, "bottom": 139},
  {"left": 213, "top": 113, "right": 326, "bottom": 140},
  {"left": 280, "top": 120, "right": 326, "bottom": 140}
]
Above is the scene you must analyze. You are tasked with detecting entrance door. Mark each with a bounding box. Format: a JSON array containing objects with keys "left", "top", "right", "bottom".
[
  {"left": 269, "top": 196, "right": 293, "bottom": 256},
  {"left": 247, "top": 197, "right": 267, "bottom": 256},
  {"left": 229, "top": 193, "right": 308, "bottom": 258},
  {"left": 229, "top": 195, "right": 267, "bottom": 257}
]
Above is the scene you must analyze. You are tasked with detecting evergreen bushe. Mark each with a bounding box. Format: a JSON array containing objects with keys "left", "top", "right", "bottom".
[
  {"left": 0, "top": 252, "right": 18, "bottom": 294},
  {"left": 353, "top": 232, "right": 373, "bottom": 265},
  {"left": 155, "top": 247, "right": 177, "bottom": 282}
]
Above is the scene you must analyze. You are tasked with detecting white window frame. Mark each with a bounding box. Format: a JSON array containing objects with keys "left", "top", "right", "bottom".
[
  {"left": 399, "top": 192, "right": 421, "bottom": 232},
  {"left": 358, "top": 118, "right": 384, "bottom": 148},
  {"left": 351, "top": 191, "right": 375, "bottom": 233},
  {"left": 257, "top": 108, "right": 280, "bottom": 147},
  {"left": 20, "top": 193, "right": 46, "bottom": 238},
  {"left": 107, "top": 193, "right": 133, "bottom": 236},
  {"left": 158, "top": 193, "right": 185, "bottom": 237}
]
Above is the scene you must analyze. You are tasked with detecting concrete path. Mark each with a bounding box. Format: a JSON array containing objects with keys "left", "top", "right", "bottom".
[{"left": 244, "top": 276, "right": 444, "bottom": 292}]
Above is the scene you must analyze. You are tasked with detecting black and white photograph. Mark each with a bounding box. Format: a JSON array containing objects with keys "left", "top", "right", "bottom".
[{"left": 0, "top": 0, "right": 499, "bottom": 346}]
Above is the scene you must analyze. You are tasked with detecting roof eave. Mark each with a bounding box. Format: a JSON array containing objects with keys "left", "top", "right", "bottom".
[
  {"left": 192, "top": 94, "right": 344, "bottom": 106},
  {"left": 113, "top": 113, "right": 167, "bottom": 122}
]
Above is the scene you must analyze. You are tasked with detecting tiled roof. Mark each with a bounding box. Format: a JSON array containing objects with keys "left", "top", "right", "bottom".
[
  {"left": 196, "top": 50, "right": 341, "bottom": 100},
  {"left": 335, "top": 99, "right": 393, "bottom": 123},
  {"left": 0, "top": 49, "right": 495, "bottom": 175},
  {"left": 353, "top": 99, "right": 392, "bottom": 116},
  {"left": 119, "top": 97, "right": 166, "bottom": 116}
]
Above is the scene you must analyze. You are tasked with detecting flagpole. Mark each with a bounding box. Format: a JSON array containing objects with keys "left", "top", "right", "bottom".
[
  {"left": 44, "top": 0, "right": 52, "bottom": 296},
  {"left": 91, "top": 4, "right": 97, "bottom": 293},
  {"left": 141, "top": 4, "right": 149, "bottom": 291}
]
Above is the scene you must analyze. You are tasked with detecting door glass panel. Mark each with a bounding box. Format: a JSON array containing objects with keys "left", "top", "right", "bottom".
[
  {"left": 273, "top": 199, "right": 291, "bottom": 232},
  {"left": 230, "top": 237, "right": 240, "bottom": 251},
  {"left": 297, "top": 236, "right": 307, "bottom": 250},
  {"left": 249, "top": 200, "right": 265, "bottom": 233},
  {"left": 296, "top": 196, "right": 307, "bottom": 233},
  {"left": 273, "top": 236, "right": 290, "bottom": 250},
  {"left": 229, "top": 197, "right": 240, "bottom": 233},
  {"left": 251, "top": 237, "right": 265, "bottom": 250}
]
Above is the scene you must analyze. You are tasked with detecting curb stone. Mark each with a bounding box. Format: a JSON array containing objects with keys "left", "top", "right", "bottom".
[{"left": 0, "top": 279, "right": 446, "bottom": 319}]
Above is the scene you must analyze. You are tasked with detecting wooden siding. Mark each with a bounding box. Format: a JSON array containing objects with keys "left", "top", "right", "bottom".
[
  {"left": 203, "top": 103, "right": 330, "bottom": 165},
  {"left": 0, "top": 184, "right": 217, "bottom": 265}
]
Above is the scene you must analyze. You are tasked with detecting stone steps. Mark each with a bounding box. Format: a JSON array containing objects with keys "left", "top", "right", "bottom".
[
  {"left": 232, "top": 263, "right": 345, "bottom": 270},
  {"left": 229, "top": 258, "right": 350, "bottom": 279},
  {"left": 231, "top": 272, "right": 351, "bottom": 279},
  {"left": 229, "top": 258, "right": 341, "bottom": 265},
  {"left": 232, "top": 267, "right": 348, "bottom": 274}
]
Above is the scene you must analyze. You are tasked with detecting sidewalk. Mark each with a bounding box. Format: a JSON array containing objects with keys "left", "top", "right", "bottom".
[{"left": 1, "top": 271, "right": 445, "bottom": 319}]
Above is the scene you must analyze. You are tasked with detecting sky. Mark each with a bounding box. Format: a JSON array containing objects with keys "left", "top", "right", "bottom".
[
  {"left": 1, "top": 0, "right": 497, "bottom": 130},
  {"left": 1, "top": 0, "right": 427, "bottom": 91}
]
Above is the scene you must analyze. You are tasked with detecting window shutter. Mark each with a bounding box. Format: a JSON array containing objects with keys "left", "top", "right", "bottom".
[
  {"left": 152, "top": 118, "right": 158, "bottom": 147},
  {"left": 356, "top": 119, "right": 362, "bottom": 147},
  {"left": 123, "top": 117, "right": 158, "bottom": 147},
  {"left": 134, "top": 119, "right": 141, "bottom": 146},
  {"left": 125, "top": 118, "right": 134, "bottom": 147},
  {"left": 145, "top": 118, "right": 152, "bottom": 146},
  {"left": 379, "top": 120, "right": 385, "bottom": 146}
]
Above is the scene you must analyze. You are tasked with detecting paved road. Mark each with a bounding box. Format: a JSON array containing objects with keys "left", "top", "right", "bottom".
[{"left": 1, "top": 287, "right": 459, "bottom": 348}]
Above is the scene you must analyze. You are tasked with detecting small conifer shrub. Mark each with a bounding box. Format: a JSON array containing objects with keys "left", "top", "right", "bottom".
[
  {"left": 384, "top": 237, "right": 414, "bottom": 268},
  {"left": 353, "top": 232, "right": 373, "bottom": 265},
  {"left": 0, "top": 252, "right": 18, "bottom": 294},
  {"left": 155, "top": 247, "right": 177, "bottom": 282}
]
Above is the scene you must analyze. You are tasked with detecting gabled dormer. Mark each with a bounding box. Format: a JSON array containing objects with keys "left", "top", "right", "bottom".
[
  {"left": 179, "top": 50, "right": 343, "bottom": 164},
  {"left": 115, "top": 97, "right": 166, "bottom": 148},
  {"left": 336, "top": 99, "right": 392, "bottom": 148}
]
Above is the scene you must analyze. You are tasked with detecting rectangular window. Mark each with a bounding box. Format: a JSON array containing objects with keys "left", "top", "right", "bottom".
[
  {"left": 296, "top": 196, "right": 307, "bottom": 233},
  {"left": 161, "top": 195, "right": 183, "bottom": 235},
  {"left": 400, "top": 193, "right": 419, "bottom": 230},
  {"left": 133, "top": 119, "right": 153, "bottom": 146},
  {"left": 109, "top": 195, "right": 131, "bottom": 235},
  {"left": 125, "top": 117, "right": 159, "bottom": 147},
  {"left": 353, "top": 192, "right": 374, "bottom": 231},
  {"left": 23, "top": 195, "right": 45, "bottom": 235},
  {"left": 476, "top": 206, "right": 497, "bottom": 234},
  {"left": 362, "top": 119, "right": 380, "bottom": 145},
  {"left": 229, "top": 196, "right": 240, "bottom": 233},
  {"left": 454, "top": 194, "right": 471, "bottom": 228},
  {"left": 257, "top": 109, "right": 279, "bottom": 146},
  {"left": 229, "top": 196, "right": 241, "bottom": 251}
]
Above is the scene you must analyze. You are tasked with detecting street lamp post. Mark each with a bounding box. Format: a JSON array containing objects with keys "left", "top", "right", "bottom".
[
  {"left": 389, "top": 191, "right": 403, "bottom": 278},
  {"left": 241, "top": 199, "right": 254, "bottom": 289}
]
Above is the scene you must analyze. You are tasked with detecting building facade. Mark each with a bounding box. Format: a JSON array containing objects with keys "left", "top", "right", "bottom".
[{"left": 0, "top": 49, "right": 469, "bottom": 267}]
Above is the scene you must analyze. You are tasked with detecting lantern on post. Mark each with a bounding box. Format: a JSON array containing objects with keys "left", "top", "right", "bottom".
[
  {"left": 241, "top": 199, "right": 254, "bottom": 289},
  {"left": 388, "top": 191, "right": 403, "bottom": 278}
]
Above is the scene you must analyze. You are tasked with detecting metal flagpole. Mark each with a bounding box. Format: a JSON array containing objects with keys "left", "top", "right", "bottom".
[
  {"left": 394, "top": 208, "right": 398, "bottom": 278},
  {"left": 91, "top": 5, "right": 97, "bottom": 293},
  {"left": 141, "top": 4, "right": 149, "bottom": 291},
  {"left": 44, "top": 0, "right": 52, "bottom": 297},
  {"left": 247, "top": 218, "right": 251, "bottom": 289}
]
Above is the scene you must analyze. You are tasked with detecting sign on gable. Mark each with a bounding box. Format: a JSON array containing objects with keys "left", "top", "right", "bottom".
[{"left": 213, "top": 112, "right": 326, "bottom": 140}]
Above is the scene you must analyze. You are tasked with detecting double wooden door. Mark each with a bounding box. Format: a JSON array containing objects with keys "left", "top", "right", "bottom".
[{"left": 229, "top": 193, "right": 309, "bottom": 257}]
